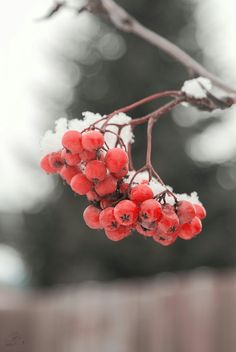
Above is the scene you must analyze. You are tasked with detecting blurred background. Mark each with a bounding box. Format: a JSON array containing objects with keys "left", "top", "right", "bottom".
[{"left": 0, "top": 0, "right": 236, "bottom": 351}]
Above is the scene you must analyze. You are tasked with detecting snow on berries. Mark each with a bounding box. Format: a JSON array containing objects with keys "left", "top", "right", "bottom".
[{"left": 40, "top": 111, "right": 207, "bottom": 245}]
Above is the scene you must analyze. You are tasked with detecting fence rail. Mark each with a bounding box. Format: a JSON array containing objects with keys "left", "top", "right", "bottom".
[{"left": 0, "top": 271, "right": 236, "bottom": 352}]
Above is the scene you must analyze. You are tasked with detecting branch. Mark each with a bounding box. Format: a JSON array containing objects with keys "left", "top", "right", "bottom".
[{"left": 84, "top": 0, "right": 236, "bottom": 96}]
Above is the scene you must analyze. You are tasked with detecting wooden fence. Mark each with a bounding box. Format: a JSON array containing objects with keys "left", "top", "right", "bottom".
[{"left": 0, "top": 271, "right": 236, "bottom": 352}]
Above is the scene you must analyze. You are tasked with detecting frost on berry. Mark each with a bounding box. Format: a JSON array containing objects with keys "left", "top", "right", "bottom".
[
  {"left": 82, "top": 131, "right": 104, "bottom": 151},
  {"left": 83, "top": 205, "right": 102, "bottom": 229}
]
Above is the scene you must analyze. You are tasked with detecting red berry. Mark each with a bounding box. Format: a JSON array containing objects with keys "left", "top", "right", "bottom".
[
  {"left": 86, "top": 191, "right": 100, "bottom": 202},
  {"left": 79, "top": 149, "right": 97, "bottom": 162},
  {"left": 130, "top": 184, "right": 153, "bottom": 203},
  {"left": 99, "top": 207, "right": 119, "bottom": 230},
  {"left": 136, "top": 223, "right": 157, "bottom": 237},
  {"left": 112, "top": 164, "right": 129, "bottom": 179},
  {"left": 153, "top": 232, "right": 177, "bottom": 246},
  {"left": 61, "top": 149, "right": 81, "bottom": 166},
  {"left": 85, "top": 160, "right": 107, "bottom": 182},
  {"left": 139, "top": 199, "right": 162, "bottom": 222},
  {"left": 59, "top": 165, "right": 80, "bottom": 184},
  {"left": 114, "top": 200, "right": 139, "bottom": 226},
  {"left": 105, "top": 225, "right": 131, "bottom": 241},
  {"left": 40, "top": 154, "right": 57, "bottom": 174},
  {"left": 83, "top": 205, "right": 102, "bottom": 229},
  {"left": 49, "top": 151, "right": 64, "bottom": 170},
  {"left": 177, "top": 200, "right": 196, "bottom": 224},
  {"left": 70, "top": 174, "right": 92, "bottom": 195},
  {"left": 157, "top": 204, "right": 179, "bottom": 235},
  {"left": 105, "top": 148, "right": 128, "bottom": 173},
  {"left": 62, "top": 130, "right": 83, "bottom": 153},
  {"left": 95, "top": 175, "right": 117, "bottom": 197},
  {"left": 178, "top": 217, "right": 202, "bottom": 240},
  {"left": 82, "top": 131, "right": 104, "bottom": 151},
  {"left": 100, "top": 198, "right": 114, "bottom": 209},
  {"left": 194, "top": 203, "right": 206, "bottom": 220}
]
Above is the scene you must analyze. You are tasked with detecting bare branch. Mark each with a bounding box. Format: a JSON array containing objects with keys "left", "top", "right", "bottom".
[{"left": 84, "top": 0, "right": 236, "bottom": 96}]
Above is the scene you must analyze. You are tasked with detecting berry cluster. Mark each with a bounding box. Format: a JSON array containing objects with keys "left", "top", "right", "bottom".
[{"left": 40, "top": 126, "right": 206, "bottom": 245}]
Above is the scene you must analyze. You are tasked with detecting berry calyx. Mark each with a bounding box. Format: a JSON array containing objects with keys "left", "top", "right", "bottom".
[
  {"left": 153, "top": 232, "right": 178, "bottom": 246},
  {"left": 62, "top": 130, "right": 83, "bottom": 154},
  {"left": 136, "top": 223, "right": 157, "bottom": 237},
  {"left": 130, "top": 184, "right": 153, "bottom": 203},
  {"left": 83, "top": 205, "right": 102, "bottom": 229},
  {"left": 70, "top": 173, "right": 92, "bottom": 195},
  {"left": 114, "top": 200, "right": 139, "bottom": 226},
  {"left": 49, "top": 151, "right": 64, "bottom": 170},
  {"left": 99, "top": 207, "right": 119, "bottom": 230},
  {"left": 157, "top": 204, "right": 179, "bottom": 235},
  {"left": 85, "top": 160, "right": 107, "bottom": 182},
  {"left": 139, "top": 199, "right": 162, "bottom": 222},
  {"left": 105, "top": 148, "right": 128, "bottom": 173},
  {"left": 82, "top": 130, "right": 104, "bottom": 151}
]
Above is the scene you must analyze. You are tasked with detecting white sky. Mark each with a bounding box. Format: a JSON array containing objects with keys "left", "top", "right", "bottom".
[{"left": 0, "top": 0, "right": 235, "bottom": 212}]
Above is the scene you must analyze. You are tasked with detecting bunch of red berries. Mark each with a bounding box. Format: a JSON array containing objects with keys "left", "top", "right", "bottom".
[{"left": 40, "top": 128, "right": 206, "bottom": 245}]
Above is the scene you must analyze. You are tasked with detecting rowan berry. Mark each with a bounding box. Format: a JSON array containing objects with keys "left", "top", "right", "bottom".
[
  {"left": 86, "top": 191, "right": 100, "bottom": 202},
  {"left": 177, "top": 200, "right": 196, "bottom": 224},
  {"left": 136, "top": 223, "right": 157, "bottom": 237},
  {"left": 95, "top": 175, "right": 117, "bottom": 197},
  {"left": 62, "top": 130, "right": 83, "bottom": 153},
  {"left": 130, "top": 184, "right": 153, "bottom": 203},
  {"left": 61, "top": 149, "right": 81, "bottom": 166},
  {"left": 105, "top": 225, "right": 131, "bottom": 241},
  {"left": 70, "top": 173, "right": 92, "bottom": 195},
  {"left": 100, "top": 198, "right": 114, "bottom": 209},
  {"left": 194, "top": 203, "right": 206, "bottom": 220},
  {"left": 178, "top": 216, "right": 202, "bottom": 240},
  {"left": 153, "top": 232, "right": 177, "bottom": 246},
  {"left": 48, "top": 151, "right": 64, "bottom": 170},
  {"left": 82, "top": 130, "right": 104, "bottom": 151},
  {"left": 112, "top": 164, "right": 129, "bottom": 179},
  {"left": 157, "top": 205, "right": 179, "bottom": 235},
  {"left": 40, "top": 154, "right": 57, "bottom": 174},
  {"left": 139, "top": 199, "right": 162, "bottom": 222},
  {"left": 83, "top": 205, "right": 102, "bottom": 229},
  {"left": 99, "top": 207, "right": 119, "bottom": 230},
  {"left": 114, "top": 200, "right": 139, "bottom": 226},
  {"left": 59, "top": 165, "right": 80, "bottom": 184},
  {"left": 105, "top": 148, "right": 128, "bottom": 173},
  {"left": 79, "top": 149, "right": 97, "bottom": 162},
  {"left": 85, "top": 160, "right": 107, "bottom": 182}
]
